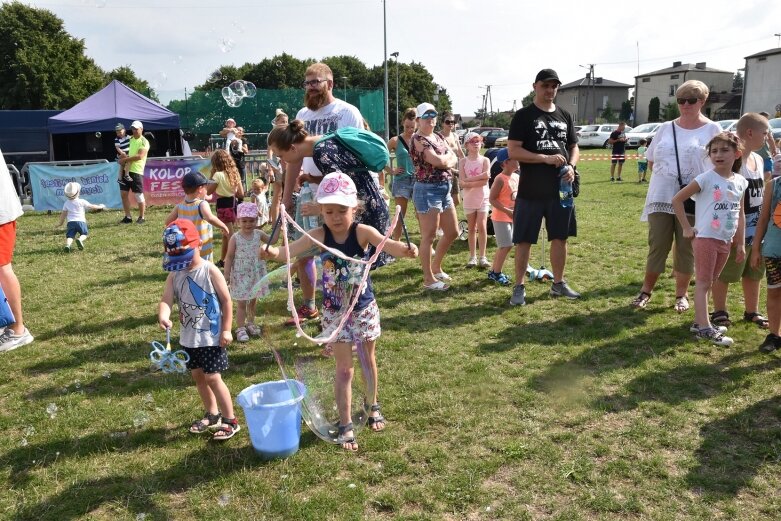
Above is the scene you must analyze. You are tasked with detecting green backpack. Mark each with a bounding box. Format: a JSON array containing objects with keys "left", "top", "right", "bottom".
[{"left": 320, "top": 127, "right": 390, "bottom": 172}]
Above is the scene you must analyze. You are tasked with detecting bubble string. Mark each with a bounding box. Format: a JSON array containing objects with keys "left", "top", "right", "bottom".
[{"left": 278, "top": 204, "right": 401, "bottom": 345}]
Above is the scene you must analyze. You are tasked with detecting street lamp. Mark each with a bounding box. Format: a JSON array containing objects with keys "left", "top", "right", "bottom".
[
  {"left": 382, "top": 0, "right": 390, "bottom": 141},
  {"left": 390, "top": 51, "right": 399, "bottom": 135},
  {"left": 341, "top": 76, "right": 348, "bottom": 101}
]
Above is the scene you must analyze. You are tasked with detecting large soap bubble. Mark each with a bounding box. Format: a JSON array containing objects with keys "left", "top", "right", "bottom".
[{"left": 220, "top": 80, "right": 257, "bottom": 108}]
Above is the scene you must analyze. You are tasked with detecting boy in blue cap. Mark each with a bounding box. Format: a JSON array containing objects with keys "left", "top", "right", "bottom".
[{"left": 487, "top": 148, "right": 519, "bottom": 285}]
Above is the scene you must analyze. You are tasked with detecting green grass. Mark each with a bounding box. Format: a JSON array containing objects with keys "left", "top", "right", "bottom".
[{"left": 2, "top": 150, "right": 781, "bottom": 520}]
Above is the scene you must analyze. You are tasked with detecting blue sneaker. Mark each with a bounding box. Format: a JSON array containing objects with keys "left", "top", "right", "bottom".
[{"left": 488, "top": 270, "right": 511, "bottom": 286}]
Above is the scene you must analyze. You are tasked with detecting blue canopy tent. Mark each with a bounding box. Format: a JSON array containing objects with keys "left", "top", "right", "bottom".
[{"left": 47, "top": 80, "right": 183, "bottom": 160}]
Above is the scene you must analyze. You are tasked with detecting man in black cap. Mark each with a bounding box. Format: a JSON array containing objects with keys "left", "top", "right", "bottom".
[{"left": 506, "top": 68, "right": 580, "bottom": 306}]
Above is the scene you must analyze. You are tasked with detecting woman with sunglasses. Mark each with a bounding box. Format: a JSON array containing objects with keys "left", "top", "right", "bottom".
[
  {"left": 386, "top": 107, "right": 418, "bottom": 240},
  {"left": 409, "top": 103, "right": 459, "bottom": 290},
  {"left": 440, "top": 112, "right": 465, "bottom": 207},
  {"left": 631, "top": 80, "right": 721, "bottom": 312}
]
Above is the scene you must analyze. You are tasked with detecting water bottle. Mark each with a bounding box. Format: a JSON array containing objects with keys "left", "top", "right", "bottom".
[
  {"left": 773, "top": 153, "right": 781, "bottom": 179},
  {"left": 558, "top": 165, "right": 573, "bottom": 208},
  {"left": 298, "top": 182, "right": 320, "bottom": 229}
]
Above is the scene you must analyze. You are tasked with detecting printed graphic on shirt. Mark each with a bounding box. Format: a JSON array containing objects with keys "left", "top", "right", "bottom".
[
  {"left": 321, "top": 253, "right": 365, "bottom": 311},
  {"left": 533, "top": 119, "right": 568, "bottom": 152},
  {"left": 708, "top": 181, "right": 740, "bottom": 234},
  {"left": 179, "top": 277, "right": 220, "bottom": 335},
  {"left": 304, "top": 115, "right": 340, "bottom": 136}
]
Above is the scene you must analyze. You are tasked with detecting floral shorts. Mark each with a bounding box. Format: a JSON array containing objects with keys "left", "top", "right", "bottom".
[{"left": 321, "top": 300, "right": 381, "bottom": 345}]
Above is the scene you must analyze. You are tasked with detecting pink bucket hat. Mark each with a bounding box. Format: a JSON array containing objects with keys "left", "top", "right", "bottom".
[
  {"left": 236, "top": 202, "right": 258, "bottom": 219},
  {"left": 316, "top": 172, "right": 358, "bottom": 207}
]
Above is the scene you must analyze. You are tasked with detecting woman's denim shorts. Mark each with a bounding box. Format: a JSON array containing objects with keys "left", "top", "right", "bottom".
[{"left": 413, "top": 180, "right": 452, "bottom": 214}]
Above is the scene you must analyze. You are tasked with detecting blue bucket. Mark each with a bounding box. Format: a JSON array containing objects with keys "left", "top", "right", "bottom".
[{"left": 237, "top": 380, "right": 306, "bottom": 459}]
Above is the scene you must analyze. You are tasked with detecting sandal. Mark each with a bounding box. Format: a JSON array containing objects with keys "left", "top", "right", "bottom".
[
  {"left": 630, "top": 291, "right": 652, "bottom": 308},
  {"left": 674, "top": 295, "right": 690, "bottom": 313},
  {"left": 321, "top": 344, "right": 334, "bottom": 357},
  {"left": 189, "top": 411, "right": 221, "bottom": 434},
  {"left": 212, "top": 417, "right": 241, "bottom": 441},
  {"left": 433, "top": 272, "right": 452, "bottom": 282},
  {"left": 365, "top": 403, "right": 386, "bottom": 432},
  {"left": 710, "top": 310, "right": 731, "bottom": 327},
  {"left": 424, "top": 280, "right": 449, "bottom": 291},
  {"left": 337, "top": 422, "right": 358, "bottom": 451},
  {"left": 744, "top": 311, "right": 769, "bottom": 329}
]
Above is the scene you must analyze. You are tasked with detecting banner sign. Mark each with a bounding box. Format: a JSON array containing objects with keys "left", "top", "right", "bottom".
[
  {"left": 142, "top": 158, "right": 211, "bottom": 206},
  {"left": 29, "top": 163, "right": 122, "bottom": 211}
]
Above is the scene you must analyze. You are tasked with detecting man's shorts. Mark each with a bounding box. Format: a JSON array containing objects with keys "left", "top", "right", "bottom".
[
  {"left": 512, "top": 197, "right": 576, "bottom": 244},
  {"left": 611, "top": 153, "right": 626, "bottom": 164},
  {"left": 0, "top": 220, "right": 17, "bottom": 265},
  {"left": 118, "top": 173, "right": 143, "bottom": 193},
  {"left": 718, "top": 242, "right": 764, "bottom": 283},
  {"left": 184, "top": 345, "right": 229, "bottom": 374},
  {"left": 765, "top": 257, "right": 781, "bottom": 289},
  {"left": 391, "top": 175, "right": 414, "bottom": 200},
  {"left": 413, "top": 180, "right": 453, "bottom": 214},
  {"left": 66, "top": 221, "right": 88, "bottom": 239},
  {"left": 322, "top": 300, "right": 381, "bottom": 344},
  {"left": 638, "top": 162, "right": 648, "bottom": 174},
  {"left": 492, "top": 220, "right": 513, "bottom": 248}
]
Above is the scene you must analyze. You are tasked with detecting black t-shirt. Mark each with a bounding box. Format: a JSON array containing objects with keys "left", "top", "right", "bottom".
[
  {"left": 610, "top": 130, "right": 626, "bottom": 155},
  {"left": 508, "top": 104, "right": 577, "bottom": 200}
]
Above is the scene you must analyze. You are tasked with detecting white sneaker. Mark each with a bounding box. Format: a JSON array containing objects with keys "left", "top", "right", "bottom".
[
  {"left": 246, "top": 323, "right": 261, "bottom": 337},
  {"left": 236, "top": 327, "right": 250, "bottom": 342},
  {"left": 478, "top": 257, "right": 491, "bottom": 268},
  {"left": 695, "top": 327, "right": 733, "bottom": 347},
  {"left": 689, "top": 323, "right": 727, "bottom": 333},
  {"left": 466, "top": 257, "right": 477, "bottom": 267},
  {"left": 0, "top": 327, "right": 34, "bottom": 353}
]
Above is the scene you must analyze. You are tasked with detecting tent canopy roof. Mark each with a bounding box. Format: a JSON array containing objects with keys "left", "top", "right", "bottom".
[{"left": 48, "top": 80, "right": 180, "bottom": 134}]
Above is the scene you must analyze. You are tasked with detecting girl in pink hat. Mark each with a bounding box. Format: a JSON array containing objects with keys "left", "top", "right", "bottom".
[{"left": 223, "top": 202, "right": 269, "bottom": 342}]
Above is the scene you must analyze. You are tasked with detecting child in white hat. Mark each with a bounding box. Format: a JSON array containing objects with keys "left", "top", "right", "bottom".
[
  {"left": 57, "top": 181, "right": 105, "bottom": 252},
  {"left": 261, "top": 172, "right": 418, "bottom": 451}
]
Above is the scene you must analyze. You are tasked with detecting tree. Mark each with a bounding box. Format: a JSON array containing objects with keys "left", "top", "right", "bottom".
[
  {"left": 521, "top": 90, "right": 535, "bottom": 107},
  {"left": 619, "top": 100, "right": 633, "bottom": 122},
  {"left": 662, "top": 101, "right": 680, "bottom": 121},
  {"left": 733, "top": 71, "right": 744, "bottom": 92},
  {"left": 0, "top": 2, "right": 106, "bottom": 109},
  {"left": 648, "top": 97, "right": 661, "bottom": 122},
  {"left": 106, "top": 66, "right": 158, "bottom": 102},
  {"left": 600, "top": 105, "right": 615, "bottom": 123}
]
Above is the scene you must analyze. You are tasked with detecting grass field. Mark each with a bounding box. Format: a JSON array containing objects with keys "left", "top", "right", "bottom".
[{"left": 2, "top": 149, "right": 780, "bottom": 520}]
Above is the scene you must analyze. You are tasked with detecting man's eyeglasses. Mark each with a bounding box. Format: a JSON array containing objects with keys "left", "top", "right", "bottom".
[
  {"left": 443, "top": 120, "right": 455, "bottom": 124},
  {"left": 676, "top": 97, "right": 700, "bottom": 105},
  {"left": 302, "top": 79, "right": 327, "bottom": 88}
]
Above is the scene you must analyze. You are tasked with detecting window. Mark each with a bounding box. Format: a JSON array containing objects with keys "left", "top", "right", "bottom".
[
  {"left": 669, "top": 84, "right": 678, "bottom": 96},
  {"left": 642, "top": 77, "right": 650, "bottom": 83},
  {"left": 573, "top": 95, "right": 577, "bottom": 104},
  {"left": 670, "top": 74, "right": 679, "bottom": 79},
  {"left": 602, "top": 95, "right": 609, "bottom": 109},
  {"left": 758, "top": 57, "right": 767, "bottom": 62}
]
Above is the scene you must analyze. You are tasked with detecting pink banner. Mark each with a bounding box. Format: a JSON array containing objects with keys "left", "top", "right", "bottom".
[{"left": 142, "top": 158, "right": 212, "bottom": 206}]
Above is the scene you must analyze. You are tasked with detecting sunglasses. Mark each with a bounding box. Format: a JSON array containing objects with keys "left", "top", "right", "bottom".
[
  {"left": 420, "top": 112, "right": 437, "bottom": 120},
  {"left": 676, "top": 97, "right": 700, "bottom": 105},
  {"left": 443, "top": 120, "right": 455, "bottom": 124},
  {"left": 301, "top": 79, "right": 327, "bottom": 88}
]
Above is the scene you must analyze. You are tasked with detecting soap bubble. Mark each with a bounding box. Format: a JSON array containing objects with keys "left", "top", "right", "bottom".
[
  {"left": 95, "top": 132, "right": 101, "bottom": 138},
  {"left": 225, "top": 95, "right": 243, "bottom": 108},
  {"left": 142, "top": 393, "right": 154, "bottom": 405},
  {"left": 173, "top": 55, "right": 183, "bottom": 65},
  {"left": 110, "top": 431, "right": 128, "bottom": 439},
  {"left": 133, "top": 412, "right": 150, "bottom": 428},
  {"left": 243, "top": 81, "right": 257, "bottom": 98},
  {"left": 24, "top": 425, "right": 36, "bottom": 437},
  {"left": 276, "top": 60, "right": 282, "bottom": 67},
  {"left": 136, "top": 514, "right": 147, "bottom": 521},
  {"left": 218, "top": 37, "right": 235, "bottom": 53},
  {"left": 20, "top": 438, "right": 28, "bottom": 447},
  {"left": 207, "top": 69, "right": 223, "bottom": 83},
  {"left": 46, "top": 403, "right": 58, "bottom": 419},
  {"left": 195, "top": 118, "right": 205, "bottom": 126},
  {"left": 229, "top": 80, "right": 247, "bottom": 98},
  {"left": 218, "top": 493, "right": 231, "bottom": 507},
  {"left": 74, "top": 379, "right": 81, "bottom": 390},
  {"left": 102, "top": 371, "right": 111, "bottom": 379}
]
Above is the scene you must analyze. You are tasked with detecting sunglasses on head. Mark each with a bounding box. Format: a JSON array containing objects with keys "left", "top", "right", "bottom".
[
  {"left": 676, "top": 97, "right": 700, "bottom": 105},
  {"left": 443, "top": 120, "right": 455, "bottom": 124}
]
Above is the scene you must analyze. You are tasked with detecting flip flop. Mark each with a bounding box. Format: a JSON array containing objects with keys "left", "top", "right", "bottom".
[{"left": 424, "top": 280, "right": 449, "bottom": 291}]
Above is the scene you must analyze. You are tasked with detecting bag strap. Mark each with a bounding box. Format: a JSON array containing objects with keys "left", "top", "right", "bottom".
[
  {"left": 397, "top": 135, "right": 409, "bottom": 152},
  {"left": 671, "top": 121, "right": 684, "bottom": 187}
]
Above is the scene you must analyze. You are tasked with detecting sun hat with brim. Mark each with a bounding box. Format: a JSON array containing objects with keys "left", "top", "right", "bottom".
[
  {"left": 64, "top": 182, "right": 81, "bottom": 199},
  {"left": 316, "top": 172, "right": 358, "bottom": 208},
  {"left": 236, "top": 202, "right": 258, "bottom": 219},
  {"left": 162, "top": 219, "right": 200, "bottom": 272},
  {"left": 463, "top": 131, "right": 483, "bottom": 144}
]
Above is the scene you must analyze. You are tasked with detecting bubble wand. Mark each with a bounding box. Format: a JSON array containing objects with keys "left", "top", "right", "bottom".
[{"left": 149, "top": 327, "right": 190, "bottom": 374}]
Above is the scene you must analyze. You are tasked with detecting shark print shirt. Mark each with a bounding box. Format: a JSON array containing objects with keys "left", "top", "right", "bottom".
[
  {"left": 173, "top": 262, "right": 222, "bottom": 348},
  {"left": 692, "top": 169, "right": 748, "bottom": 244}
]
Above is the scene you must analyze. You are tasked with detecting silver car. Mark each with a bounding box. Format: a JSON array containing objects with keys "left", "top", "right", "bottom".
[
  {"left": 576, "top": 124, "right": 633, "bottom": 148},
  {"left": 625, "top": 123, "right": 662, "bottom": 148}
]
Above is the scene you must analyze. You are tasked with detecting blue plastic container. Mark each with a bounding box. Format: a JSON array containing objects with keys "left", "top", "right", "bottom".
[{"left": 237, "top": 380, "right": 306, "bottom": 459}]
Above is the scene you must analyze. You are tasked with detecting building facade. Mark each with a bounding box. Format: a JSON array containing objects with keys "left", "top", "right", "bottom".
[
  {"left": 557, "top": 76, "right": 631, "bottom": 124},
  {"left": 741, "top": 48, "right": 781, "bottom": 116}
]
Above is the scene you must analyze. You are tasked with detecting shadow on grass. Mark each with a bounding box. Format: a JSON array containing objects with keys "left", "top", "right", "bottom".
[
  {"left": 686, "top": 395, "right": 781, "bottom": 498},
  {"left": 31, "top": 313, "right": 159, "bottom": 343},
  {"left": 9, "top": 428, "right": 274, "bottom": 521},
  {"left": 591, "top": 352, "right": 781, "bottom": 413},
  {"left": 86, "top": 271, "right": 166, "bottom": 289}
]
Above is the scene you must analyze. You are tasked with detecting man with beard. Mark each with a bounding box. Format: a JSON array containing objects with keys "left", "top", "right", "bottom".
[{"left": 280, "top": 62, "right": 365, "bottom": 326}]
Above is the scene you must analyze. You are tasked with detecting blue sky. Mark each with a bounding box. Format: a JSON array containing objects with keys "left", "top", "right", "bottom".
[{"left": 16, "top": 0, "right": 781, "bottom": 117}]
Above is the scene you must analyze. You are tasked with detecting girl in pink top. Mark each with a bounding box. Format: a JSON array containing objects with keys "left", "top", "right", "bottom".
[{"left": 459, "top": 132, "right": 491, "bottom": 268}]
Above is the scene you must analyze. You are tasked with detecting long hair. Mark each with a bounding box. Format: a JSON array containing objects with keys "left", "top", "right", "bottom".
[
  {"left": 268, "top": 119, "right": 308, "bottom": 151},
  {"left": 706, "top": 131, "right": 743, "bottom": 173},
  {"left": 211, "top": 149, "right": 241, "bottom": 189}
]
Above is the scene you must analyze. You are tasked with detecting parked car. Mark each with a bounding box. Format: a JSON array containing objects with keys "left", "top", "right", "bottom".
[
  {"left": 494, "top": 136, "right": 508, "bottom": 147},
  {"left": 716, "top": 119, "right": 738, "bottom": 133},
  {"left": 461, "top": 126, "right": 502, "bottom": 144},
  {"left": 768, "top": 118, "right": 781, "bottom": 140},
  {"left": 576, "top": 124, "right": 633, "bottom": 148},
  {"left": 625, "top": 122, "right": 662, "bottom": 148},
  {"left": 483, "top": 129, "right": 509, "bottom": 148}
]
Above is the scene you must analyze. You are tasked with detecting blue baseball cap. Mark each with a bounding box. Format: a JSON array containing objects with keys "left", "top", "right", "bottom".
[{"left": 496, "top": 148, "right": 510, "bottom": 163}]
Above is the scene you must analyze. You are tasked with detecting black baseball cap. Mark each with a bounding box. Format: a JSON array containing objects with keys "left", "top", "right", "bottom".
[
  {"left": 182, "top": 171, "right": 216, "bottom": 189},
  {"left": 535, "top": 69, "right": 561, "bottom": 85}
]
